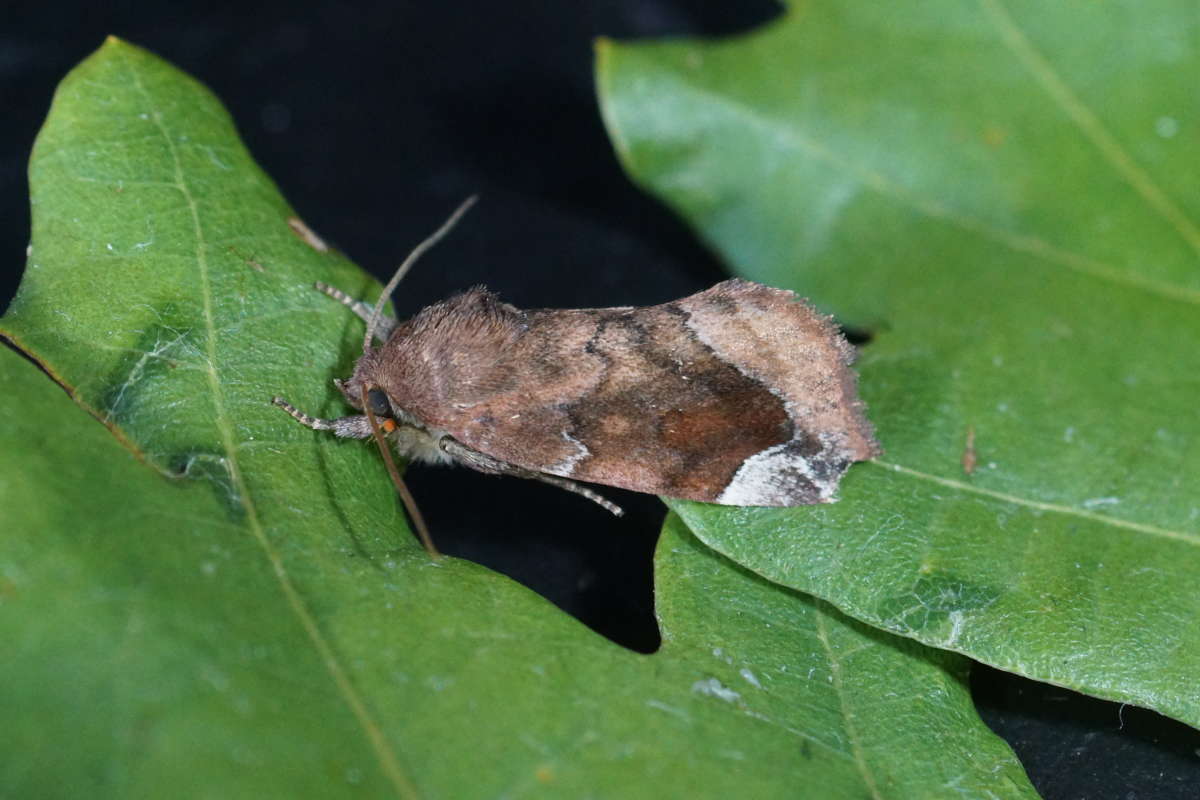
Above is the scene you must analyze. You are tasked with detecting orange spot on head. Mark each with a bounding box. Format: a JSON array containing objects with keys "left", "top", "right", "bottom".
[{"left": 381, "top": 419, "right": 397, "bottom": 433}]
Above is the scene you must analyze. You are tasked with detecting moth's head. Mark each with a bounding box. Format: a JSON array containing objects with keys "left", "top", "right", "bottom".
[
  {"left": 336, "top": 346, "right": 413, "bottom": 428},
  {"left": 334, "top": 343, "right": 378, "bottom": 404},
  {"left": 336, "top": 195, "right": 476, "bottom": 433}
]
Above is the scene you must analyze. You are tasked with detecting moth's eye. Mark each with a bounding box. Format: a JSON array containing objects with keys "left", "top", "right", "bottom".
[{"left": 366, "top": 388, "right": 391, "bottom": 418}]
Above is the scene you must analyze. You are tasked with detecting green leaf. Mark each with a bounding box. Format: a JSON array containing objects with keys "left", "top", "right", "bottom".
[
  {"left": 596, "top": 1, "right": 1200, "bottom": 727},
  {"left": 0, "top": 39, "right": 1037, "bottom": 798},
  {"left": 0, "top": 358, "right": 1038, "bottom": 800}
]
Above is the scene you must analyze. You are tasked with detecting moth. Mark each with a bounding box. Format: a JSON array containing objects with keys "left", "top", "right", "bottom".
[{"left": 274, "top": 199, "right": 879, "bottom": 555}]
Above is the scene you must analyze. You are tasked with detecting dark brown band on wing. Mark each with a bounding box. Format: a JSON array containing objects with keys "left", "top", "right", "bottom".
[{"left": 561, "top": 302, "right": 792, "bottom": 499}]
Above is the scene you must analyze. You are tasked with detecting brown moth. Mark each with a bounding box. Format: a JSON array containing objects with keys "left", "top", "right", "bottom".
[{"left": 273, "top": 199, "right": 879, "bottom": 555}]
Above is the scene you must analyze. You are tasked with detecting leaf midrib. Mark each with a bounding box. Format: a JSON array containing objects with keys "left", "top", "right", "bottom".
[
  {"left": 598, "top": 23, "right": 1200, "bottom": 307},
  {"left": 980, "top": 0, "right": 1200, "bottom": 259},
  {"left": 122, "top": 47, "right": 419, "bottom": 799},
  {"left": 872, "top": 460, "right": 1200, "bottom": 547},
  {"left": 812, "top": 602, "right": 882, "bottom": 800}
]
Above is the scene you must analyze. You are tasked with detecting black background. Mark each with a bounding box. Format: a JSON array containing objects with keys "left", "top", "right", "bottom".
[{"left": 2, "top": 2, "right": 1198, "bottom": 797}]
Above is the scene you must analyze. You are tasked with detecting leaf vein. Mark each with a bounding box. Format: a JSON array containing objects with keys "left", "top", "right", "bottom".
[
  {"left": 813, "top": 603, "right": 883, "bottom": 800},
  {"left": 981, "top": 0, "right": 1200, "bottom": 260},
  {"left": 873, "top": 460, "right": 1200, "bottom": 547},
  {"left": 123, "top": 50, "right": 420, "bottom": 800},
  {"left": 657, "top": 58, "right": 1200, "bottom": 307}
]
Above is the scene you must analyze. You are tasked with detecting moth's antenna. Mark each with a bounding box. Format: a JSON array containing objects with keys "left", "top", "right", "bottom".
[
  {"left": 361, "top": 383, "right": 440, "bottom": 558},
  {"left": 363, "top": 195, "right": 479, "bottom": 352}
]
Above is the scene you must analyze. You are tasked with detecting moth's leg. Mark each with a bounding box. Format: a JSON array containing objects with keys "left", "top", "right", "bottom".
[
  {"left": 528, "top": 472, "right": 624, "bottom": 517},
  {"left": 313, "top": 281, "right": 373, "bottom": 321},
  {"left": 271, "top": 397, "right": 374, "bottom": 439},
  {"left": 438, "top": 436, "right": 624, "bottom": 517},
  {"left": 313, "top": 281, "right": 396, "bottom": 341}
]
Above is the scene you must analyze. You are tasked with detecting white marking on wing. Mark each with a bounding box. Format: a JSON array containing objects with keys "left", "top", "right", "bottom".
[{"left": 546, "top": 430, "right": 589, "bottom": 476}]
